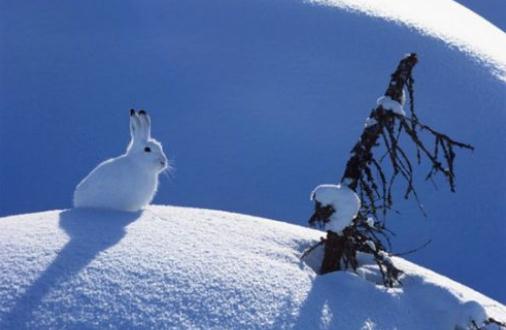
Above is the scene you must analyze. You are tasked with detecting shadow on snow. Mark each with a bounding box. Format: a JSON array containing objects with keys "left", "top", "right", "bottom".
[{"left": 2, "top": 208, "right": 141, "bottom": 328}]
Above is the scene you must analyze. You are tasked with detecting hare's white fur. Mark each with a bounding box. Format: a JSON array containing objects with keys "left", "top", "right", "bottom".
[{"left": 73, "top": 110, "right": 168, "bottom": 212}]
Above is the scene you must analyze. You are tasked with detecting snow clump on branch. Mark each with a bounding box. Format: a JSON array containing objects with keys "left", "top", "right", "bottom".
[
  {"left": 310, "top": 184, "right": 361, "bottom": 234},
  {"left": 376, "top": 95, "right": 405, "bottom": 116}
]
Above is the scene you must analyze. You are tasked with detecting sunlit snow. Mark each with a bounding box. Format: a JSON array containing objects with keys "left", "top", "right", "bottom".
[{"left": 0, "top": 206, "right": 504, "bottom": 329}]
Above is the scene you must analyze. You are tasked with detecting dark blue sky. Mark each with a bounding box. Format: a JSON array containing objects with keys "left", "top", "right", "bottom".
[{"left": 1, "top": 0, "right": 505, "bottom": 302}]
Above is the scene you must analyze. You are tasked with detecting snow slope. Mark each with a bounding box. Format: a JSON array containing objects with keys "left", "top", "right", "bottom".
[{"left": 0, "top": 206, "right": 504, "bottom": 329}]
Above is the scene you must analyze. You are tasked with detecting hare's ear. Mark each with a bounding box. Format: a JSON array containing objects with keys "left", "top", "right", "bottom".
[
  {"left": 129, "top": 109, "right": 144, "bottom": 143},
  {"left": 138, "top": 110, "right": 151, "bottom": 140}
]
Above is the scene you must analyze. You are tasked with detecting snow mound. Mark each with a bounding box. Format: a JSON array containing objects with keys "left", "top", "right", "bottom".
[{"left": 0, "top": 206, "right": 504, "bottom": 329}]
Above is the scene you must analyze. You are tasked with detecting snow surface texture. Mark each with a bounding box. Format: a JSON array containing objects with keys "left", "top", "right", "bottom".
[
  {"left": 311, "top": 184, "right": 360, "bottom": 233},
  {"left": 0, "top": 206, "right": 504, "bottom": 329},
  {"left": 310, "top": 0, "right": 506, "bottom": 82},
  {"left": 73, "top": 111, "right": 168, "bottom": 212}
]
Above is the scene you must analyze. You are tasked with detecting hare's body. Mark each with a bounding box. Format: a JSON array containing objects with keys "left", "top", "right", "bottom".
[
  {"left": 74, "top": 156, "right": 159, "bottom": 211},
  {"left": 73, "top": 110, "right": 167, "bottom": 212}
]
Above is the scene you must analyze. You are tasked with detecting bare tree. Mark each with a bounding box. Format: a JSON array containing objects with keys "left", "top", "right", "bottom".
[{"left": 306, "top": 53, "right": 473, "bottom": 286}]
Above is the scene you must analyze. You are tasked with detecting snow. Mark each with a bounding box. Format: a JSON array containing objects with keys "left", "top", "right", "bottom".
[
  {"left": 364, "top": 93, "right": 406, "bottom": 126},
  {"left": 311, "top": 184, "right": 361, "bottom": 233},
  {"left": 376, "top": 96, "right": 406, "bottom": 116},
  {"left": 309, "top": 0, "right": 506, "bottom": 82},
  {"left": 0, "top": 206, "right": 504, "bottom": 329},
  {"left": 364, "top": 117, "right": 378, "bottom": 128},
  {"left": 365, "top": 240, "right": 376, "bottom": 252}
]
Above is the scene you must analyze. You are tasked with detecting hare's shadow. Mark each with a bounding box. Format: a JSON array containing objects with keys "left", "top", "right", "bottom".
[{"left": 2, "top": 208, "right": 140, "bottom": 328}]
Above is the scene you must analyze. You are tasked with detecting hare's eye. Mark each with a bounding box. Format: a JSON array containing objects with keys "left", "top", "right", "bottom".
[{"left": 144, "top": 147, "right": 151, "bottom": 153}]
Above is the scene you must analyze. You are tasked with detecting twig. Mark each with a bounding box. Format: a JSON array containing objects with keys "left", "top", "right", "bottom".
[
  {"left": 390, "top": 239, "right": 432, "bottom": 257},
  {"left": 300, "top": 239, "right": 325, "bottom": 260}
]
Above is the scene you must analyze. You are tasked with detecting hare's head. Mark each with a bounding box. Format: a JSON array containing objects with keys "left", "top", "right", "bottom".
[{"left": 127, "top": 109, "right": 168, "bottom": 173}]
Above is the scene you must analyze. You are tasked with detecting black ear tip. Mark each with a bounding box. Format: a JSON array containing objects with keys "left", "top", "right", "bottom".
[
  {"left": 139, "top": 110, "right": 147, "bottom": 115},
  {"left": 130, "top": 109, "right": 136, "bottom": 116}
]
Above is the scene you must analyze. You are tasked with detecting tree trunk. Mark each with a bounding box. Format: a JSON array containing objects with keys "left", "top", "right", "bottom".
[
  {"left": 321, "top": 54, "right": 418, "bottom": 275},
  {"left": 340, "top": 53, "right": 418, "bottom": 190}
]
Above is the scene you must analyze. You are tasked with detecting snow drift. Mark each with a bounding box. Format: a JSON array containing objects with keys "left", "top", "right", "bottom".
[{"left": 0, "top": 206, "right": 504, "bottom": 329}]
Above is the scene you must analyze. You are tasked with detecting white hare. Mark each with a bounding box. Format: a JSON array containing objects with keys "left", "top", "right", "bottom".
[{"left": 73, "top": 110, "right": 168, "bottom": 212}]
